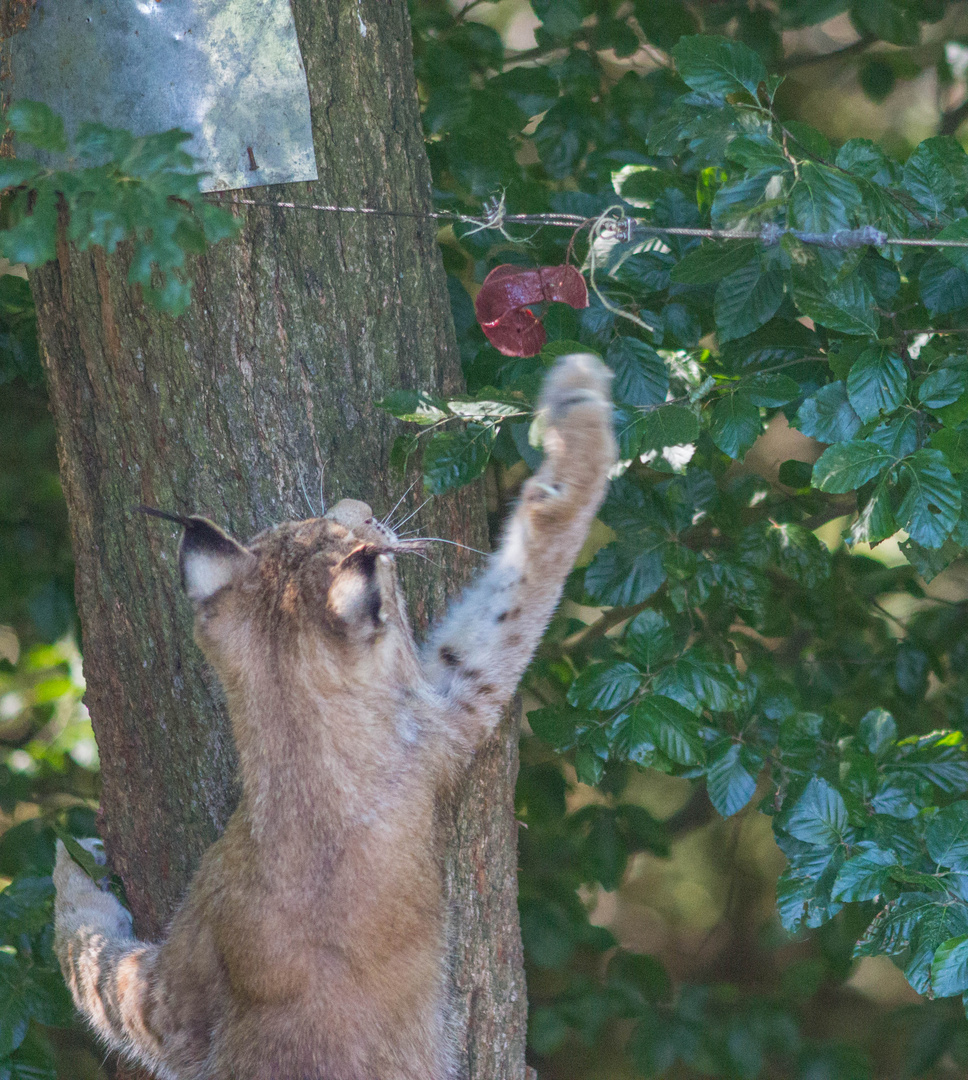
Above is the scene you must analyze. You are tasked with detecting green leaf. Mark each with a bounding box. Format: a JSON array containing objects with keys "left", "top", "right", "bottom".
[
  {"left": 6, "top": 101, "right": 66, "bottom": 153},
  {"left": 422, "top": 424, "right": 496, "bottom": 494},
  {"left": 711, "top": 169, "right": 785, "bottom": 228},
  {"left": 725, "top": 134, "right": 789, "bottom": 172},
  {"left": 708, "top": 394, "right": 761, "bottom": 458},
  {"left": 776, "top": 860, "right": 844, "bottom": 933},
  {"left": 743, "top": 373, "right": 800, "bottom": 407},
  {"left": 199, "top": 203, "right": 240, "bottom": 245},
  {"left": 768, "top": 522, "right": 831, "bottom": 588},
  {"left": 528, "top": 1008, "right": 568, "bottom": 1057},
  {"left": 672, "top": 35, "right": 767, "bottom": 98},
  {"left": 144, "top": 276, "right": 192, "bottom": 317},
  {"left": 567, "top": 662, "right": 642, "bottom": 711},
  {"left": 855, "top": 892, "right": 939, "bottom": 957},
  {"left": 870, "top": 776, "right": 920, "bottom": 819},
  {"left": 605, "top": 338, "right": 668, "bottom": 408},
  {"left": 490, "top": 67, "right": 559, "bottom": 118},
  {"left": 714, "top": 259, "right": 784, "bottom": 343},
  {"left": 623, "top": 695, "right": 705, "bottom": 766},
  {"left": 792, "top": 267, "right": 879, "bottom": 335},
  {"left": 898, "top": 536, "right": 960, "bottom": 581},
  {"left": 779, "top": 777, "right": 852, "bottom": 846},
  {"left": 0, "top": 187, "right": 57, "bottom": 267},
  {"left": 845, "top": 347, "right": 907, "bottom": 423},
  {"left": 376, "top": 389, "right": 449, "bottom": 425},
  {"left": 902, "top": 136, "right": 968, "bottom": 213},
  {"left": 527, "top": 706, "right": 580, "bottom": 751},
  {"left": 0, "top": 954, "right": 28, "bottom": 1058},
  {"left": 706, "top": 739, "right": 758, "bottom": 817},
  {"left": 896, "top": 449, "right": 961, "bottom": 549},
  {"left": 625, "top": 609, "right": 676, "bottom": 669},
  {"left": 532, "top": 0, "right": 584, "bottom": 39},
  {"left": 926, "top": 802, "right": 968, "bottom": 870},
  {"left": 638, "top": 405, "right": 699, "bottom": 452},
  {"left": 576, "top": 807, "right": 628, "bottom": 890},
  {"left": 74, "top": 121, "right": 134, "bottom": 161},
  {"left": 778, "top": 459, "right": 813, "bottom": 488},
  {"left": 836, "top": 138, "right": 900, "bottom": 185},
  {"left": 584, "top": 536, "right": 668, "bottom": 606},
  {"left": 831, "top": 845, "right": 897, "bottom": 902},
  {"left": 606, "top": 950, "right": 671, "bottom": 1003},
  {"left": 796, "top": 382, "right": 862, "bottom": 443},
  {"left": 890, "top": 731, "right": 968, "bottom": 793},
  {"left": 0, "top": 877, "right": 53, "bottom": 942},
  {"left": 919, "top": 366, "right": 968, "bottom": 410},
  {"left": 575, "top": 746, "right": 605, "bottom": 787},
  {"left": 446, "top": 397, "right": 526, "bottom": 422},
  {"left": 931, "top": 934, "right": 968, "bottom": 998},
  {"left": 920, "top": 255, "right": 968, "bottom": 316},
  {"left": 811, "top": 440, "right": 893, "bottom": 493},
  {"left": 0, "top": 160, "right": 39, "bottom": 191},
  {"left": 789, "top": 162, "right": 860, "bottom": 233},
  {"left": 851, "top": 0, "right": 921, "bottom": 46},
  {"left": 858, "top": 708, "right": 897, "bottom": 756},
  {"left": 671, "top": 241, "right": 759, "bottom": 285},
  {"left": 667, "top": 652, "right": 742, "bottom": 711},
  {"left": 783, "top": 120, "right": 832, "bottom": 160}
]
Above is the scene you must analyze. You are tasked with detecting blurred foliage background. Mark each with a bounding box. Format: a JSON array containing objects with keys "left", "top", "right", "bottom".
[{"left": 12, "top": 0, "right": 968, "bottom": 1077}]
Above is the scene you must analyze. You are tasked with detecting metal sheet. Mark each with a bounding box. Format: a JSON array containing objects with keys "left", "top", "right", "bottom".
[{"left": 8, "top": 0, "right": 318, "bottom": 192}]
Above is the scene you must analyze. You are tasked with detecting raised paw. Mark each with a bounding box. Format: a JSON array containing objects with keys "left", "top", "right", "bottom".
[{"left": 538, "top": 352, "right": 613, "bottom": 424}]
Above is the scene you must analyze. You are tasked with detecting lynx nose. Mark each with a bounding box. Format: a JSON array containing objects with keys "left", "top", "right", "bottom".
[{"left": 324, "top": 499, "right": 374, "bottom": 530}]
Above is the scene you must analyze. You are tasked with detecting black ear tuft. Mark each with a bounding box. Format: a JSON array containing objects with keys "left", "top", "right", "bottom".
[{"left": 136, "top": 506, "right": 250, "bottom": 601}]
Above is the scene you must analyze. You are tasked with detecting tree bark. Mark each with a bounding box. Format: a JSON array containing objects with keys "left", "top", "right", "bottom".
[{"left": 11, "top": 2, "right": 527, "bottom": 1078}]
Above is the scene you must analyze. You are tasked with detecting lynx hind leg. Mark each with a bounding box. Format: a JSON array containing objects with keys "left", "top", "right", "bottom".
[
  {"left": 53, "top": 840, "right": 172, "bottom": 1077},
  {"left": 53, "top": 838, "right": 133, "bottom": 948}
]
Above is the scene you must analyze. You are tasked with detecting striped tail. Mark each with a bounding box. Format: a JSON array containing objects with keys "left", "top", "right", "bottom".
[{"left": 53, "top": 840, "right": 173, "bottom": 1078}]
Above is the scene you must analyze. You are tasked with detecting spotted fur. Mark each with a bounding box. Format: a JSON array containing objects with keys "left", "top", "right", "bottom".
[{"left": 53, "top": 353, "right": 616, "bottom": 1079}]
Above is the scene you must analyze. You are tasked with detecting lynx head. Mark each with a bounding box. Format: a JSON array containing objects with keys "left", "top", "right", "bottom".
[{"left": 138, "top": 500, "right": 423, "bottom": 690}]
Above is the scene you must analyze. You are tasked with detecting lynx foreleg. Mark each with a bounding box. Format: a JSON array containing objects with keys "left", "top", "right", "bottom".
[
  {"left": 53, "top": 840, "right": 175, "bottom": 1079},
  {"left": 424, "top": 352, "right": 616, "bottom": 755}
]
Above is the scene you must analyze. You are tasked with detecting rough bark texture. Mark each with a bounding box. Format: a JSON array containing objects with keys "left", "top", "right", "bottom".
[{"left": 9, "top": 2, "right": 526, "bottom": 1078}]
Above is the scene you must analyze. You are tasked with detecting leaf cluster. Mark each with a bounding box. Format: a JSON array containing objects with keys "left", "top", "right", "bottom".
[
  {"left": 403, "top": 2, "right": 968, "bottom": 1077},
  {"left": 0, "top": 101, "right": 239, "bottom": 316}
]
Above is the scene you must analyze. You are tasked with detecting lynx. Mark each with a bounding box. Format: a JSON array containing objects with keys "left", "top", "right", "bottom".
[{"left": 52, "top": 352, "right": 617, "bottom": 1080}]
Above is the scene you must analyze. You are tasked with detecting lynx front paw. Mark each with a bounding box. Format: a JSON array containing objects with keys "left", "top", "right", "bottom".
[
  {"left": 538, "top": 352, "right": 613, "bottom": 424},
  {"left": 54, "top": 839, "right": 133, "bottom": 947}
]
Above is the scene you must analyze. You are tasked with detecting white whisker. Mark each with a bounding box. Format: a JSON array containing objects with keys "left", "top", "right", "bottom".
[
  {"left": 407, "top": 549, "right": 445, "bottom": 570},
  {"left": 382, "top": 477, "right": 420, "bottom": 529},
  {"left": 392, "top": 494, "right": 433, "bottom": 532},
  {"left": 408, "top": 537, "right": 490, "bottom": 557},
  {"left": 297, "top": 469, "right": 318, "bottom": 517}
]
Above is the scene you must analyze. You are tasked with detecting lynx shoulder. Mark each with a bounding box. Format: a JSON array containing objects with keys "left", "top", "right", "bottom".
[{"left": 53, "top": 353, "right": 616, "bottom": 1080}]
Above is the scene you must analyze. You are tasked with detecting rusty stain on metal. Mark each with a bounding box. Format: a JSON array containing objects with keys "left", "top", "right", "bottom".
[
  {"left": 7, "top": 0, "right": 317, "bottom": 193},
  {"left": 0, "top": 0, "right": 37, "bottom": 36}
]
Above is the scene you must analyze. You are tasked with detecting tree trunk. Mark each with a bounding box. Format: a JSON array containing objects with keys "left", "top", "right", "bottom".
[{"left": 14, "top": 2, "right": 527, "bottom": 1078}]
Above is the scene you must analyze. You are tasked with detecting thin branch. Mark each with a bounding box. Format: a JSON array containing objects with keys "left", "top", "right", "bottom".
[
  {"left": 797, "top": 498, "right": 857, "bottom": 534},
  {"left": 548, "top": 599, "right": 657, "bottom": 657},
  {"left": 778, "top": 35, "right": 875, "bottom": 73}
]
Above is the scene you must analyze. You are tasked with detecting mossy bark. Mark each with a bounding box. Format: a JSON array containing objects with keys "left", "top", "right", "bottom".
[{"left": 12, "top": 2, "right": 526, "bottom": 1077}]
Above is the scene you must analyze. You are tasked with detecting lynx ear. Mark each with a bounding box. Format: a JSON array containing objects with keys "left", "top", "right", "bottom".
[
  {"left": 136, "top": 506, "right": 251, "bottom": 601},
  {"left": 179, "top": 518, "right": 252, "bottom": 601}
]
